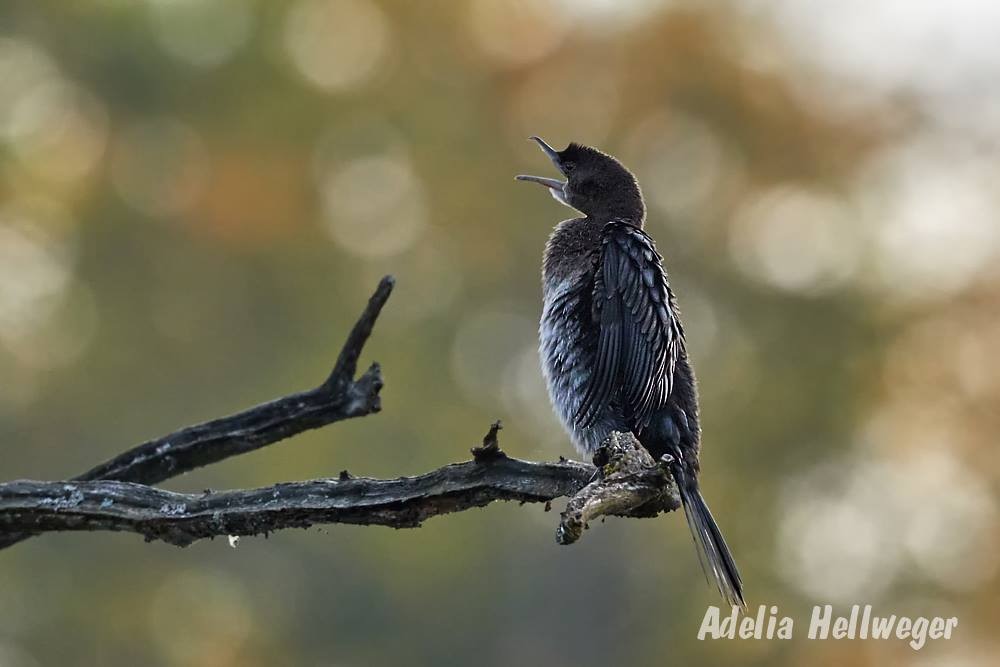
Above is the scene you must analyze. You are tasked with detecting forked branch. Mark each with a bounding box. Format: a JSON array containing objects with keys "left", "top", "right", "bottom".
[
  {"left": 0, "top": 277, "right": 680, "bottom": 550},
  {"left": 0, "top": 277, "right": 393, "bottom": 550}
]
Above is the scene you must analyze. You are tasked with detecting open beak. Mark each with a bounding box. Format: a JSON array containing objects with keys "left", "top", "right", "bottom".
[{"left": 516, "top": 136, "right": 569, "bottom": 206}]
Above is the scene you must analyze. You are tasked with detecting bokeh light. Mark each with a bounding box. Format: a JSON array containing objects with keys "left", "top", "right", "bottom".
[
  {"left": 624, "top": 111, "right": 734, "bottom": 226},
  {"left": 779, "top": 445, "right": 999, "bottom": 603},
  {"left": 283, "top": 0, "right": 391, "bottom": 93},
  {"left": 857, "top": 137, "right": 1000, "bottom": 300},
  {"left": 146, "top": 0, "right": 255, "bottom": 68},
  {"left": 554, "top": 0, "right": 668, "bottom": 31},
  {"left": 763, "top": 0, "right": 1000, "bottom": 122},
  {"left": 318, "top": 152, "right": 428, "bottom": 258},
  {"left": 730, "top": 186, "right": 860, "bottom": 294},
  {"left": 0, "top": 200, "right": 76, "bottom": 348},
  {"left": 0, "top": 38, "right": 60, "bottom": 137},
  {"left": 464, "top": 0, "right": 569, "bottom": 69},
  {"left": 778, "top": 458, "right": 900, "bottom": 602},
  {"left": 6, "top": 82, "right": 108, "bottom": 187}
]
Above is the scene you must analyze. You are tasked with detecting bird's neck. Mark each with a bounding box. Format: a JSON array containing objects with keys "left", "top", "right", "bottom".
[
  {"left": 589, "top": 196, "right": 646, "bottom": 226},
  {"left": 543, "top": 217, "right": 603, "bottom": 286},
  {"left": 589, "top": 212, "right": 644, "bottom": 228}
]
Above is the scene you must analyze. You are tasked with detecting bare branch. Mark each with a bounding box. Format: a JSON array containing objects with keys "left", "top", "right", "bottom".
[
  {"left": 0, "top": 274, "right": 681, "bottom": 552},
  {"left": 0, "top": 276, "right": 394, "bottom": 550},
  {"left": 0, "top": 459, "right": 591, "bottom": 547},
  {"left": 325, "top": 276, "right": 395, "bottom": 392},
  {"left": 79, "top": 275, "right": 395, "bottom": 486},
  {"left": 557, "top": 432, "right": 680, "bottom": 545},
  {"left": 0, "top": 430, "right": 678, "bottom": 548}
]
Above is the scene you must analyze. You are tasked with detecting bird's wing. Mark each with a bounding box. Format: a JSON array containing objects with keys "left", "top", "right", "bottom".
[{"left": 574, "top": 220, "right": 682, "bottom": 431}]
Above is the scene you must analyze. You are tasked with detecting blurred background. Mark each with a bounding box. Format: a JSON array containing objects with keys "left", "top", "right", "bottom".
[{"left": 1, "top": 0, "right": 998, "bottom": 665}]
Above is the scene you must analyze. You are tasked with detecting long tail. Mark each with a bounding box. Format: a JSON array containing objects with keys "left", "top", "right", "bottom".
[{"left": 673, "top": 465, "right": 745, "bottom": 609}]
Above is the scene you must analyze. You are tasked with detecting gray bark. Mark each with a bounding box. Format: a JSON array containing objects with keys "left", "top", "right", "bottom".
[
  {"left": 0, "top": 277, "right": 680, "bottom": 550},
  {"left": 0, "top": 424, "right": 677, "bottom": 547}
]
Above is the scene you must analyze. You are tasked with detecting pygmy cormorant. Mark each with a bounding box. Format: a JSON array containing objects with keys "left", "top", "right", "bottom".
[{"left": 517, "top": 137, "right": 745, "bottom": 608}]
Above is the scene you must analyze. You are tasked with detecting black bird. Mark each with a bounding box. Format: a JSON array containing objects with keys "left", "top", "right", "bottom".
[{"left": 517, "top": 137, "right": 745, "bottom": 608}]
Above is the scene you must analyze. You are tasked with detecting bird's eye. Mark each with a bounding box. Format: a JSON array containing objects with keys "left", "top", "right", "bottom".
[{"left": 562, "top": 162, "right": 576, "bottom": 173}]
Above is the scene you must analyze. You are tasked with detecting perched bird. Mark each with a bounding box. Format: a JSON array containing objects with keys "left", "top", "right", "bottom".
[{"left": 517, "top": 137, "right": 745, "bottom": 608}]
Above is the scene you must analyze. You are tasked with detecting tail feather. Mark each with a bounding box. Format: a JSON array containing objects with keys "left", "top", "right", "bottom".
[{"left": 675, "top": 469, "right": 745, "bottom": 610}]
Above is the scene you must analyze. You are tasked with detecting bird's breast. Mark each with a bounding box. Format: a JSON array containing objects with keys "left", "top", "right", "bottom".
[
  {"left": 539, "top": 272, "right": 607, "bottom": 453},
  {"left": 538, "top": 217, "right": 623, "bottom": 453}
]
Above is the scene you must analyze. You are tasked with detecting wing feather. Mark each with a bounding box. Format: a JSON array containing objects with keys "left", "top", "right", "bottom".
[{"left": 574, "top": 221, "right": 682, "bottom": 431}]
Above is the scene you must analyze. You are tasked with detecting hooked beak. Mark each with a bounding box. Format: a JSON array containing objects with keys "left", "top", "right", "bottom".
[{"left": 516, "top": 136, "right": 569, "bottom": 206}]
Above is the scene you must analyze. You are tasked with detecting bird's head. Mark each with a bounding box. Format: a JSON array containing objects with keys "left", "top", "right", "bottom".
[{"left": 516, "top": 137, "right": 645, "bottom": 222}]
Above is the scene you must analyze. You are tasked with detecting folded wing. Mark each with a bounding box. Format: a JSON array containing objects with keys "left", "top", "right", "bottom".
[{"left": 574, "top": 220, "right": 681, "bottom": 432}]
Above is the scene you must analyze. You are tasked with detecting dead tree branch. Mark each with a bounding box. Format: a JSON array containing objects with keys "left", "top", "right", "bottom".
[
  {"left": 0, "top": 276, "right": 393, "bottom": 550},
  {"left": 77, "top": 275, "right": 394, "bottom": 486},
  {"left": 0, "top": 276, "right": 681, "bottom": 551},
  {"left": 557, "top": 432, "right": 679, "bottom": 545},
  {"left": 0, "top": 425, "right": 677, "bottom": 547}
]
